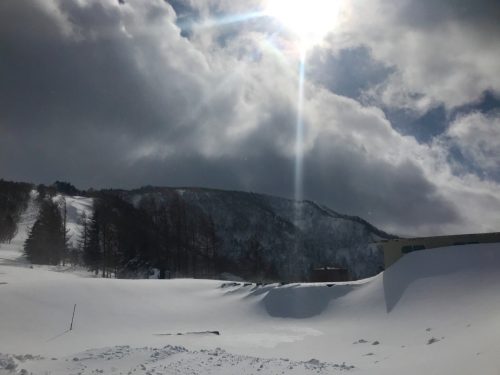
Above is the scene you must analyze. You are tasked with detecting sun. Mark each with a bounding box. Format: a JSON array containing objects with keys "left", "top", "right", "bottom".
[{"left": 265, "top": 0, "right": 344, "bottom": 49}]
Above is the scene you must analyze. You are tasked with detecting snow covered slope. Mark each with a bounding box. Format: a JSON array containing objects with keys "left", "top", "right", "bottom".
[
  {"left": 56, "top": 195, "right": 93, "bottom": 248},
  {"left": 0, "top": 193, "right": 93, "bottom": 263},
  {"left": 1, "top": 243, "right": 500, "bottom": 374}
]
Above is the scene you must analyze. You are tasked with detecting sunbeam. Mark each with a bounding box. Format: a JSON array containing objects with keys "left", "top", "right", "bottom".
[
  {"left": 294, "top": 48, "right": 306, "bottom": 220},
  {"left": 180, "top": 11, "right": 266, "bottom": 31}
]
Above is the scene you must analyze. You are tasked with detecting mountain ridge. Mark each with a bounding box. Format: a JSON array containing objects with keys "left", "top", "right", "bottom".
[
  {"left": 0, "top": 179, "right": 396, "bottom": 280},
  {"left": 119, "top": 185, "right": 395, "bottom": 279}
]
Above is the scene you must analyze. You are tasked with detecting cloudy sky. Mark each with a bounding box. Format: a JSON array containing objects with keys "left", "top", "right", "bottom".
[{"left": 1, "top": 0, "right": 499, "bottom": 236}]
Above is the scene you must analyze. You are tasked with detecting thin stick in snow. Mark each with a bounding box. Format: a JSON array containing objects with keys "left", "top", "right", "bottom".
[{"left": 70, "top": 304, "right": 76, "bottom": 331}]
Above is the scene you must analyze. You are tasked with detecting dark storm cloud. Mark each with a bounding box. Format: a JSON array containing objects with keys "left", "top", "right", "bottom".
[
  {"left": 384, "top": 106, "right": 448, "bottom": 144},
  {"left": 0, "top": 0, "right": 499, "bottom": 235},
  {"left": 0, "top": 0, "right": 211, "bottom": 181},
  {"left": 397, "top": 0, "right": 500, "bottom": 34},
  {"left": 0, "top": 0, "right": 295, "bottom": 188},
  {"left": 0, "top": 1, "right": 168, "bottom": 181},
  {"left": 308, "top": 47, "right": 394, "bottom": 101},
  {"left": 1, "top": 2, "right": 158, "bottom": 131},
  {"left": 303, "top": 152, "right": 459, "bottom": 234}
]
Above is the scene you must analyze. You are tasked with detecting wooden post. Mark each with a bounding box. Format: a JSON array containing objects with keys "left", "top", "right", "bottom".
[{"left": 70, "top": 304, "right": 76, "bottom": 331}]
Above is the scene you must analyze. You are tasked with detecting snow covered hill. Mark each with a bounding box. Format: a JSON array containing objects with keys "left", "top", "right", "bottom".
[
  {"left": 62, "top": 195, "right": 94, "bottom": 249},
  {"left": 1, "top": 243, "right": 499, "bottom": 374}
]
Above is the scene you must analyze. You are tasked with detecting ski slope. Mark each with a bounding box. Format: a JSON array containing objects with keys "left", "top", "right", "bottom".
[
  {"left": 59, "top": 195, "right": 94, "bottom": 248},
  {"left": 1, "top": 199, "right": 500, "bottom": 374},
  {"left": 0, "top": 193, "right": 93, "bottom": 265}
]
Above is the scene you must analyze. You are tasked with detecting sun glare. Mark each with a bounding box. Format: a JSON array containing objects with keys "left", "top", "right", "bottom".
[{"left": 265, "top": 0, "right": 343, "bottom": 49}]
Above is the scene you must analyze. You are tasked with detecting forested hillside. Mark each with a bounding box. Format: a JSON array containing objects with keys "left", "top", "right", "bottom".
[
  {"left": 1, "top": 180, "right": 394, "bottom": 281},
  {"left": 78, "top": 187, "right": 394, "bottom": 280}
]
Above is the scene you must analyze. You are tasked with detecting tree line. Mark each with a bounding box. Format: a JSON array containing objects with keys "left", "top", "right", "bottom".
[
  {"left": 22, "top": 188, "right": 224, "bottom": 279},
  {"left": 81, "top": 192, "right": 220, "bottom": 278},
  {"left": 24, "top": 198, "right": 68, "bottom": 265},
  {"left": 7, "top": 180, "right": 290, "bottom": 281}
]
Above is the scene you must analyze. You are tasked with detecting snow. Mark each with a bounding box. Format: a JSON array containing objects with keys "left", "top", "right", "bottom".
[
  {"left": 1, "top": 240, "right": 500, "bottom": 374},
  {"left": 1, "top": 198, "right": 500, "bottom": 373},
  {"left": 53, "top": 195, "right": 93, "bottom": 248},
  {"left": 0, "top": 346, "right": 355, "bottom": 375}
]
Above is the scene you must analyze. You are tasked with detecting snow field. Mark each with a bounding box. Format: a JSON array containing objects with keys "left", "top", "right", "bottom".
[{"left": 1, "top": 194, "right": 500, "bottom": 374}]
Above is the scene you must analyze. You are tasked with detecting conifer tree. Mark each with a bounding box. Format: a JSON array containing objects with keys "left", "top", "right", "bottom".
[
  {"left": 83, "top": 211, "right": 101, "bottom": 275},
  {"left": 0, "top": 180, "right": 31, "bottom": 243},
  {"left": 24, "top": 199, "right": 65, "bottom": 265}
]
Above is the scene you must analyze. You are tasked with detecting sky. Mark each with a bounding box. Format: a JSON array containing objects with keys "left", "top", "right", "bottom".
[{"left": 0, "top": 0, "right": 499, "bottom": 236}]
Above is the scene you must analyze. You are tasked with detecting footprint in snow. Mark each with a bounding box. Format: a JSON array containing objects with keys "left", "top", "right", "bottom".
[
  {"left": 353, "top": 339, "right": 368, "bottom": 344},
  {"left": 427, "top": 337, "right": 442, "bottom": 345}
]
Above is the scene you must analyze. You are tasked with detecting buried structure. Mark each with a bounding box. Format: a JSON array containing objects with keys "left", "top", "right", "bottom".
[
  {"left": 378, "top": 232, "right": 500, "bottom": 268},
  {"left": 310, "top": 266, "right": 349, "bottom": 282}
]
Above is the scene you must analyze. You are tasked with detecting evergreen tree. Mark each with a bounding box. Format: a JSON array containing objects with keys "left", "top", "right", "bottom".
[
  {"left": 1, "top": 214, "right": 16, "bottom": 243},
  {"left": 72, "top": 211, "right": 89, "bottom": 265},
  {"left": 78, "top": 212, "right": 89, "bottom": 253},
  {"left": 24, "top": 199, "right": 65, "bottom": 265},
  {"left": 58, "top": 197, "right": 70, "bottom": 265},
  {"left": 83, "top": 210, "right": 101, "bottom": 275},
  {"left": 245, "top": 235, "right": 266, "bottom": 280},
  {"left": 169, "top": 194, "right": 188, "bottom": 276},
  {"left": 149, "top": 201, "right": 171, "bottom": 279},
  {"left": 52, "top": 181, "right": 79, "bottom": 196},
  {"left": 0, "top": 180, "right": 32, "bottom": 243}
]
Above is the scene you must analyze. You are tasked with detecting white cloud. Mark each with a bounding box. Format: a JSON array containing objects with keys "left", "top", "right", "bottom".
[
  {"left": 331, "top": 0, "right": 500, "bottom": 110},
  {"left": 440, "top": 112, "right": 500, "bottom": 176}
]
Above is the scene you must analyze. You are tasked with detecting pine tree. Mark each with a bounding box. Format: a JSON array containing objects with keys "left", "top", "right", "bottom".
[
  {"left": 0, "top": 180, "right": 31, "bottom": 243},
  {"left": 58, "top": 197, "right": 70, "bottom": 265},
  {"left": 78, "top": 212, "right": 89, "bottom": 252},
  {"left": 83, "top": 211, "right": 101, "bottom": 275},
  {"left": 24, "top": 199, "right": 65, "bottom": 265},
  {"left": 154, "top": 203, "right": 171, "bottom": 279}
]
